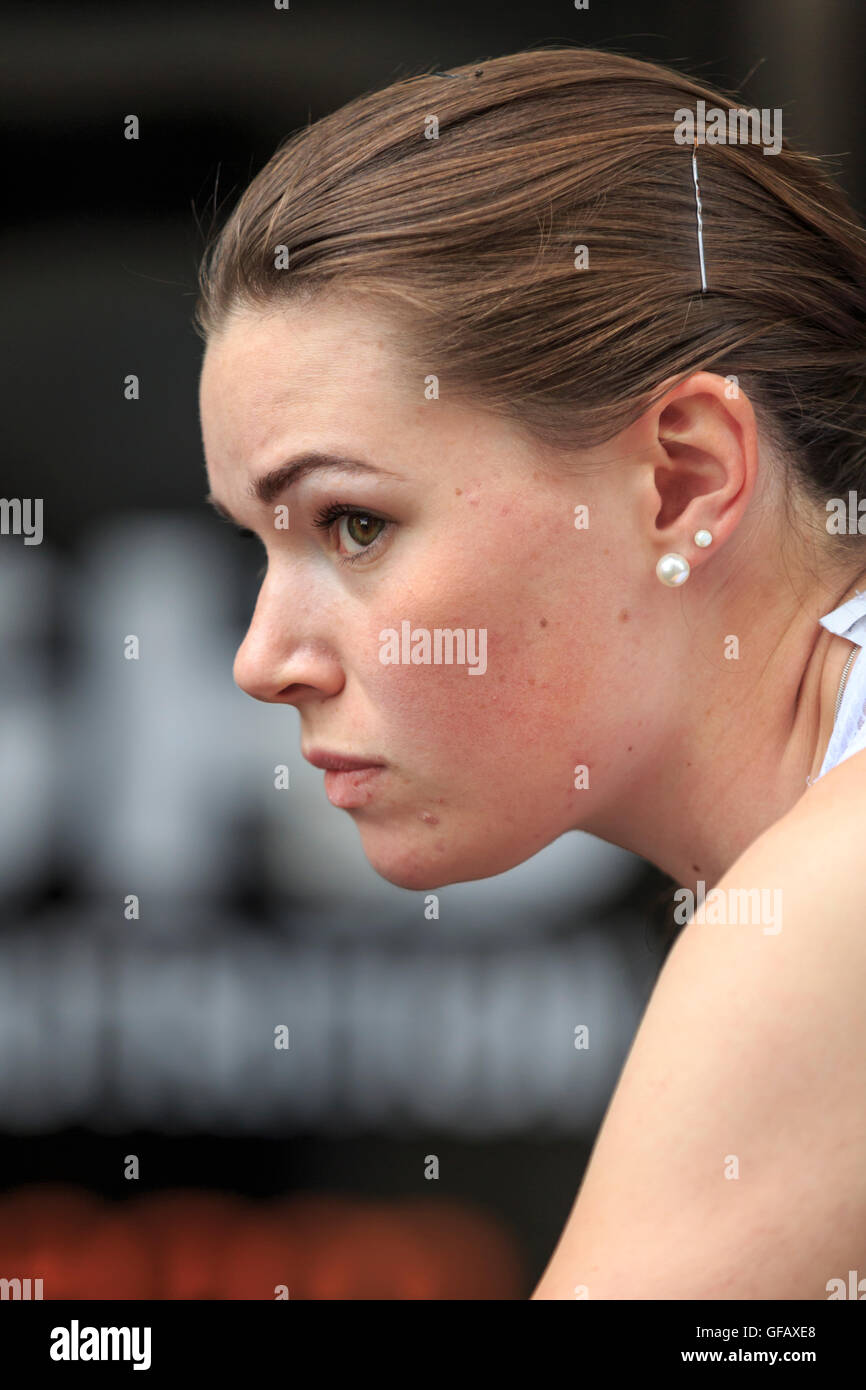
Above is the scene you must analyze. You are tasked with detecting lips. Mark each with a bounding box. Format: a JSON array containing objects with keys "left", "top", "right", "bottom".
[
  {"left": 302, "top": 748, "right": 388, "bottom": 808},
  {"left": 322, "top": 765, "right": 384, "bottom": 809},
  {"left": 303, "top": 748, "right": 385, "bottom": 772}
]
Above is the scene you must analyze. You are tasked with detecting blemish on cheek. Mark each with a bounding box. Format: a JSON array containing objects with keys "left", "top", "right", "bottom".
[
  {"left": 539, "top": 618, "right": 548, "bottom": 628},
  {"left": 619, "top": 610, "right": 629, "bottom": 622},
  {"left": 455, "top": 488, "right": 462, "bottom": 495},
  {"left": 419, "top": 811, "right": 440, "bottom": 826}
]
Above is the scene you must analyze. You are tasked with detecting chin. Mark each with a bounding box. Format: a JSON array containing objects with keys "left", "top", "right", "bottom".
[
  {"left": 354, "top": 824, "right": 533, "bottom": 892},
  {"left": 359, "top": 840, "right": 458, "bottom": 892}
]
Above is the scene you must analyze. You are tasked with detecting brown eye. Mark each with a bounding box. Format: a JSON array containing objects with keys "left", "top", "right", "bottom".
[
  {"left": 341, "top": 512, "right": 385, "bottom": 551},
  {"left": 312, "top": 501, "right": 392, "bottom": 564}
]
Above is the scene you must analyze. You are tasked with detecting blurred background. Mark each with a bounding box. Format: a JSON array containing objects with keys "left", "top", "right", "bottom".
[{"left": 1, "top": 0, "right": 864, "bottom": 1298}]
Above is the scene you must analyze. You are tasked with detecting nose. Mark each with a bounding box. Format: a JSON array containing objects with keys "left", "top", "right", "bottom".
[{"left": 232, "top": 581, "right": 345, "bottom": 706}]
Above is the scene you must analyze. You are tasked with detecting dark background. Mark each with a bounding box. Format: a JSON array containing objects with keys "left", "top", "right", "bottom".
[{"left": 1, "top": 0, "right": 864, "bottom": 1296}]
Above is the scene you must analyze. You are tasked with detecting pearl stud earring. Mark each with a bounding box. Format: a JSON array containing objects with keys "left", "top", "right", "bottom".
[
  {"left": 656, "top": 552, "right": 690, "bottom": 586},
  {"left": 694, "top": 529, "right": 713, "bottom": 547}
]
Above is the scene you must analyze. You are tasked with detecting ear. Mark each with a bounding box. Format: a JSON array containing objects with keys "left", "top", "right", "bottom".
[{"left": 642, "top": 371, "right": 760, "bottom": 566}]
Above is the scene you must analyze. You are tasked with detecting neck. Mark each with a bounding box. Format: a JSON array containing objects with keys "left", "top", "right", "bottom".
[{"left": 587, "top": 562, "right": 866, "bottom": 889}]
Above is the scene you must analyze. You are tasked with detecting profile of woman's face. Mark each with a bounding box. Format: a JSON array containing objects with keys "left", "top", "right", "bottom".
[{"left": 199, "top": 294, "right": 661, "bottom": 890}]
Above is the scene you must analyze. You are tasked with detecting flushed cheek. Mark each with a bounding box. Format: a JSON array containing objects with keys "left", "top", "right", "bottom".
[
  {"left": 354, "top": 530, "right": 593, "bottom": 781},
  {"left": 368, "top": 657, "right": 500, "bottom": 759},
  {"left": 362, "top": 625, "right": 575, "bottom": 787},
  {"left": 350, "top": 635, "right": 593, "bottom": 884}
]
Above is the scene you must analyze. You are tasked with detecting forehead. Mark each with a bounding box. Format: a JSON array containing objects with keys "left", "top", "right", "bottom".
[
  {"left": 199, "top": 295, "right": 416, "bottom": 465},
  {"left": 198, "top": 293, "right": 542, "bottom": 507}
]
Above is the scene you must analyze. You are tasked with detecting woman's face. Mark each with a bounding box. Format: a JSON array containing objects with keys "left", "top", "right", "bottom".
[{"left": 199, "top": 294, "right": 659, "bottom": 889}]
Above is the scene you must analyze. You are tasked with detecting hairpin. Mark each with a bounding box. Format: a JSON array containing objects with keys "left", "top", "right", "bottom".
[{"left": 691, "top": 135, "right": 708, "bottom": 293}]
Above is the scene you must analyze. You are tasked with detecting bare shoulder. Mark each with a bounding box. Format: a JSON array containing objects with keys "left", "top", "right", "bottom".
[{"left": 531, "top": 751, "right": 866, "bottom": 1300}]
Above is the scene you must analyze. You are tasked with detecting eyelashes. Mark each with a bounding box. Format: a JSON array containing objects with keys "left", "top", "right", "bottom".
[
  {"left": 231, "top": 502, "right": 391, "bottom": 572},
  {"left": 311, "top": 501, "right": 390, "bottom": 564}
]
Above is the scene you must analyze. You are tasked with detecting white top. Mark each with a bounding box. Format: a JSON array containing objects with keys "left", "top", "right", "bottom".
[{"left": 814, "top": 588, "right": 866, "bottom": 782}]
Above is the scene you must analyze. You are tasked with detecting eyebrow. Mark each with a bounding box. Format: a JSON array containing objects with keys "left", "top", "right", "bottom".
[{"left": 205, "top": 451, "right": 403, "bottom": 526}]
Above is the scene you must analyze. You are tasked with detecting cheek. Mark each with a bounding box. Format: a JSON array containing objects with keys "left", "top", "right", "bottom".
[{"left": 358, "top": 542, "right": 596, "bottom": 773}]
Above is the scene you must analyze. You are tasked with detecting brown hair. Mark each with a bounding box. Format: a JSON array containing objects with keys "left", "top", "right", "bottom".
[{"left": 194, "top": 46, "right": 866, "bottom": 553}]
